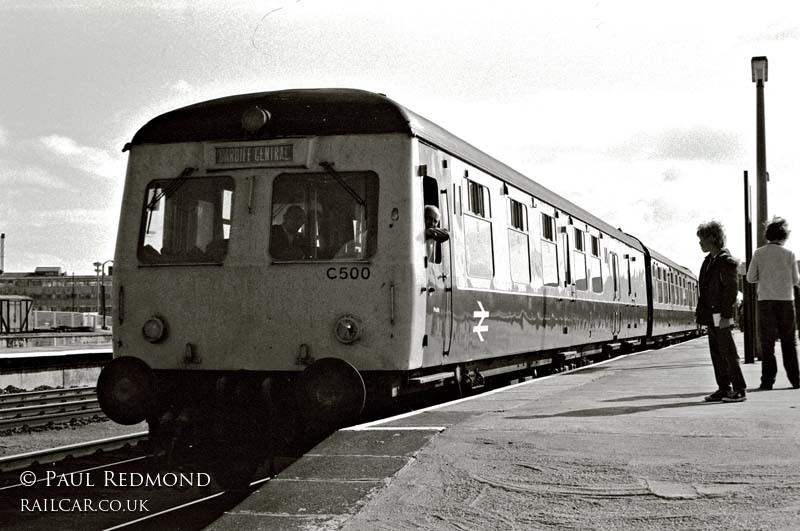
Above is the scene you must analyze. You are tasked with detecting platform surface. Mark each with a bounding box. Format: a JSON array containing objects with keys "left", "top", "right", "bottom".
[{"left": 210, "top": 332, "right": 800, "bottom": 531}]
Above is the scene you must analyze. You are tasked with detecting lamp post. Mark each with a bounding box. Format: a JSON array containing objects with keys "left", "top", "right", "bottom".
[
  {"left": 93, "top": 261, "right": 102, "bottom": 316},
  {"left": 749, "top": 56, "right": 768, "bottom": 362},
  {"left": 99, "top": 259, "right": 114, "bottom": 330},
  {"left": 751, "top": 56, "right": 768, "bottom": 246}
]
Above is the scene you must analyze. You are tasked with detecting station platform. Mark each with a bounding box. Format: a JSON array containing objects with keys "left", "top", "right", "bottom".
[
  {"left": 209, "top": 332, "right": 800, "bottom": 531},
  {"left": 0, "top": 344, "right": 111, "bottom": 390},
  {"left": 0, "top": 346, "right": 111, "bottom": 358}
]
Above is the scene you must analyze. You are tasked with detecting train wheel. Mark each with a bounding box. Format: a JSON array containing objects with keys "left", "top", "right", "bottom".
[{"left": 300, "top": 358, "right": 366, "bottom": 432}]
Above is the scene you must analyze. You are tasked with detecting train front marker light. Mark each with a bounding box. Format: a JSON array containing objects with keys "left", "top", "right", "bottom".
[
  {"left": 334, "top": 314, "right": 363, "bottom": 344},
  {"left": 142, "top": 316, "right": 167, "bottom": 343}
]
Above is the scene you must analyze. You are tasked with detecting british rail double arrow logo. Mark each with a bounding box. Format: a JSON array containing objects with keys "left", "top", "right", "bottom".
[{"left": 472, "top": 301, "right": 489, "bottom": 342}]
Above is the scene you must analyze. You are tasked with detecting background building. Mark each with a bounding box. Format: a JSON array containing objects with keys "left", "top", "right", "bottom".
[{"left": 0, "top": 267, "right": 112, "bottom": 313}]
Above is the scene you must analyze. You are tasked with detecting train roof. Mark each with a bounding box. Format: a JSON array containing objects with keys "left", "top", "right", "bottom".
[
  {"left": 647, "top": 248, "right": 696, "bottom": 278},
  {"left": 129, "top": 88, "right": 693, "bottom": 276}
]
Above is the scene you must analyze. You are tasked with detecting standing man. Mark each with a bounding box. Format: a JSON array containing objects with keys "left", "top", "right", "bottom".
[
  {"left": 696, "top": 221, "right": 747, "bottom": 402},
  {"left": 746, "top": 217, "right": 800, "bottom": 390}
]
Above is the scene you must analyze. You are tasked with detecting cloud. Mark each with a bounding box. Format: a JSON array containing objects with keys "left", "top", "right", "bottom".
[
  {"left": 38, "top": 135, "right": 125, "bottom": 179},
  {"left": 34, "top": 208, "right": 111, "bottom": 225},
  {"left": 655, "top": 127, "right": 743, "bottom": 162},
  {"left": 662, "top": 168, "right": 681, "bottom": 182},
  {"left": 0, "top": 125, "right": 8, "bottom": 147},
  {"left": 0, "top": 159, "right": 69, "bottom": 190},
  {"left": 759, "top": 26, "right": 800, "bottom": 41},
  {"left": 609, "top": 127, "right": 742, "bottom": 163}
]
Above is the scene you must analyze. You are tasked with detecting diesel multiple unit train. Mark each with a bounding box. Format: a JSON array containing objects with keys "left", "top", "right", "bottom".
[{"left": 98, "top": 88, "right": 700, "bottom": 477}]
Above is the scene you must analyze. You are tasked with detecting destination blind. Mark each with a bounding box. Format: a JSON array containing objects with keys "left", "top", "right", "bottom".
[{"left": 215, "top": 144, "right": 293, "bottom": 164}]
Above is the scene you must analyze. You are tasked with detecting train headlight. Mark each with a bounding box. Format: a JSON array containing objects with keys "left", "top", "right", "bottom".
[
  {"left": 242, "top": 106, "right": 270, "bottom": 132},
  {"left": 334, "top": 314, "right": 363, "bottom": 344},
  {"left": 142, "top": 316, "right": 167, "bottom": 343}
]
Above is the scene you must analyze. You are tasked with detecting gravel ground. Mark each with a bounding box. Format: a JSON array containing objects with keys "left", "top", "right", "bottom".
[{"left": 0, "top": 418, "right": 147, "bottom": 456}]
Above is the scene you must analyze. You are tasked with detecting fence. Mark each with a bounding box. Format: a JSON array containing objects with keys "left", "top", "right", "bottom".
[{"left": 30, "top": 311, "right": 111, "bottom": 330}]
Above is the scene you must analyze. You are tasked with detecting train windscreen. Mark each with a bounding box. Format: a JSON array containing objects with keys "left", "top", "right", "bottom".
[
  {"left": 270, "top": 171, "right": 378, "bottom": 261},
  {"left": 138, "top": 176, "right": 234, "bottom": 264}
]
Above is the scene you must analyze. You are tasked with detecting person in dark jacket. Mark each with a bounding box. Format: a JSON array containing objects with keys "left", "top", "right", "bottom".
[
  {"left": 270, "top": 205, "right": 308, "bottom": 260},
  {"left": 696, "top": 221, "right": 747, "bottom": 402}
]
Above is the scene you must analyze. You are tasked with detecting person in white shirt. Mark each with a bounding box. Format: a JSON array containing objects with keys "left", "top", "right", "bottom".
[{"left": 746, "top": 217, "right": 800, "bottom": 390}]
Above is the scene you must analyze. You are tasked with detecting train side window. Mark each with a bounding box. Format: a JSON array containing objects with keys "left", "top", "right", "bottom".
[
  {"left": 590, "top": 235, "right": 603, "bottom": 293},
  {"left": 507, "top": 198, "right": 530, "bottom": 283},
  {"left": 670, "top": 271, "right": 674, "bottom": 304},
  {"left": 540, "top": 213, "right": 559, "bottom": 287},
  {"left": 466, "top": 179, "right": 491, "bottom": 218},
  {"left": 670, "top": 272, "right": 674, "bottom": 303},
  {"left": 684, "top": 278, "right": 689, "bottom": 307},
  {"left": 464, "top": 179, "right": 493, "bottom": 278},
  {"left": 657, "top": 267, "right": 663, "bottom": 303},
  {"left": 666, "top": 270, "right": 671, "bottom": 304},
  {"left": 610, "top": 251, "right": 620, "bottom": 298},
  {"left": 561, "top": 232, "right": 572, "bottom": 286},
  {"left": 573, "top": 228, "right": 587, "bottom": 291},
  {"left": 423, "top": 176, "right": 439, "bottom": 208},
  {"left": 626, "top": 256, "right": 633, "bottom": 296},
  {"left": 681, "top": 276, "right": 687, "bottom": 306}
]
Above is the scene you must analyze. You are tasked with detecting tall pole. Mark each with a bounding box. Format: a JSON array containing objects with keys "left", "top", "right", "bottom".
[
  {"left": 93, "top": 261, "right": 102, "bottom": 319},
  {"left": 752, "top": 56, "right": 768, "bottom": 246},
  {"left": 751, "top": 56, "right": 768, "bottom": 362},
  {"left": 743, "top": 171, "right": 756, "bottom": 363},
  {"left": 100, "top": 259, "right": 113, "bottom": 330}
]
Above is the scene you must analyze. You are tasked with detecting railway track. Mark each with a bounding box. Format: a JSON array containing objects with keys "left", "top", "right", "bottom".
[
  {"left": 0, "top": 386, "right": 102, "bottom": 430},
  {"left": 0, "top": 430, "right": 266, "bottom": 531},
  {"left": 0, "top": 431, "right": 148, "bottom": 474}
]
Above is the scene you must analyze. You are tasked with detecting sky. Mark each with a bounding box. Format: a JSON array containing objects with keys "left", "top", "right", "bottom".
[{"left": 1, "top": 0, "right": 799, "bottom": 275}]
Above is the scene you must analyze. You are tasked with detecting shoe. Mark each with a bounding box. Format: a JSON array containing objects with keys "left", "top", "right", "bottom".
[
  {"left": 704, "top": 389, "right": 728, "bottom": 402},
  {"left": 758, "top": 384, "right": 773, "bottom": 391},
  {"left": 721, "top": 390, "right": 747, "bottom": 403}
]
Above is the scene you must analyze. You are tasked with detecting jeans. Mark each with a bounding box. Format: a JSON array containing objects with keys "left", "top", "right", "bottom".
[
  {"left": 758, "top": 300, "right": 800, "bottom": 387},
  {"left": 707, "top": 326, "right": 747, "bottom": 392}
]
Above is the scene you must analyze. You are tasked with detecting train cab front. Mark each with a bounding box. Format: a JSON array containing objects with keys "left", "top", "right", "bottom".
[{"left": 109, "top": 102, "right": 419, "bottom": 483}]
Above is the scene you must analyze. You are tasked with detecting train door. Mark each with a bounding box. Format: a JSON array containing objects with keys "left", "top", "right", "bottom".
[
  {"left": 610, "top": 251, "right": 621, "bottom": 336},
  {"left": 560, "top": 225, "right": 576, "bottom": 302},
  {"left": 423, "top": 175, "right": 452, "bottom": 361}
]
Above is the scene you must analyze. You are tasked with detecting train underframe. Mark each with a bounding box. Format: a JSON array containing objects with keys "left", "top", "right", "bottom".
[{"left": 97, "top": 328, "right": 701, "bottom": 486}]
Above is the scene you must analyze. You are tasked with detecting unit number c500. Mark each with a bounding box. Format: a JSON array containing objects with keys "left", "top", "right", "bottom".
[{"left": 327, "top": 267, "right": 371, "bottom": 280}]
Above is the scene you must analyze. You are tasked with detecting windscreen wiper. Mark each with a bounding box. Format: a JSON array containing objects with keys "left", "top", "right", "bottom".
[
  {"left": 319, "top": 161, "right": 365, "bottom": 206},
  {"left": 146, "top": 167, "right": 197, "bottom": 211}
]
